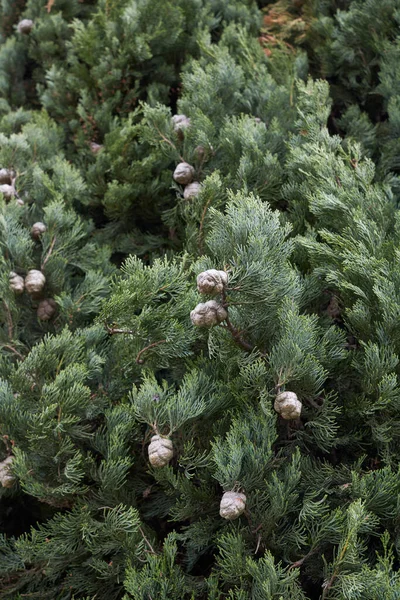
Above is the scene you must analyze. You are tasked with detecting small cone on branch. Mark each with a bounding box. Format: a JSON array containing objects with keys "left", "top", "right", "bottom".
[
  {"left": 0, "top": 456, "right": 15, "bottom": 488},
  {"left": 25, "top": 270, "right": 46, "bottom": 294},
  {"left": 90, "top": 142, "right": 103, "bottom": 154},
  {"left": 190, "top": 300, "right": 227, "bottom": 328},
  {"left": 197, "top": 269, "right": 228, "bottom": 295},
  {"left": 194, "top": 146, "right": 206, "bottom": 160},
  {"left": 173, "top": 162, "right": 195, "bottom": 185},
  {"left": 17, "top": 19, "right": 34, "bottom": 34},
  {"left": 220, "top": 491, "right": 246, "bottom": 520},
  {"left": 0, "top": 169, "right": 12, "bottom": 185},
  {"left": 172, "top": 114, "right": 190, "bottom": 141},
  {"left": 9, "top": 272, "right": 24, "bottom": 295},
  {"left": 184, "top": 182, "right": 201, "bottom": 200},
  {"left": 0, "top": 184, "right": 15, "bottom": 200},
  {"left": 194, "top": 144, "right": 213, "bottom": 160},
  {"left": 148, "top": 435, "right": 173, "bottom": 468},
  {"left": 194, "top": 145, "right": 206, "bottom": 160},
  {"left": 172, "top": 114, "right": 190, "bottom": 132},
  {"left": 31, "top": 222, "right": 46, "bottom": 239},
  {"left": 274, "top": 391, "right": 302, "bottom": 420},
  {"left": 37, "top": 298, "right": 57, "bottom": 321},
  {"left": 326, "top": 295, "right": 341, "bottom": 320}
]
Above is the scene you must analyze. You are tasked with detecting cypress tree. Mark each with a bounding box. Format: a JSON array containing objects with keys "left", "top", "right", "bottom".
[{"left": 2, "top": 2, "right": 400, "bottom": 599}]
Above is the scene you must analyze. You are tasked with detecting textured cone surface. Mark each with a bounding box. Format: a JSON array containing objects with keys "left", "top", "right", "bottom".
[
  {"left": 173, "top": 162, "right": 195, "bottom": 185},
  {"left": 172, "top": 114, "right": 190, "bottom": 131},
  {"left": 17, "top": 19, "right": 33, "bottom": 34},
  {"left": 197, "top": 269, "right": 228, "bottom": 295},
  {"left": 148, "top": 435, "right": 173, "bottom": 467},
  {"left": 0, "top": 456, "right": 15, "bottom": 488},
  {"left": 274, "top": 391, "right": 302, "bottom": 420},
  {"left": 184, "top": 182, "right": 201, "bottom": 200},
  {"left": 37, "top": 299, "right": 57, "bottom": 321},
  {"left": 25, "top": 270, "right": 46, "bottom": 294},
  {"left": 0, "top": 184, "right": 14, "bottom": 199},
  {"left": 190, "top": 300, "right": 228, "bottom": 327},
  {"left": 220, "top": 491, "right": 247, "bottom": 520},
  {"left": 9, "top": 272, "right": 24, "bottom": 294},
  {"left": 31, "top": 222, "right": 46, "bottom": 239}
]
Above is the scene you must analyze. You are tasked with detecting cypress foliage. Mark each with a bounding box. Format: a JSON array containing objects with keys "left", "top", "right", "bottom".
[{"left": 1, "top": 1, "right": 400, "bottom": 599}]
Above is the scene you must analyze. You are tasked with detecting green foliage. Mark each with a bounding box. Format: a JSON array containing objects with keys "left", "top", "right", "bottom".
[
  {"left": 123, "top": 533, "right": 192, "bottom": 600},
  {"left": 2, "top": 1, "right": 400, "bottom": 599}
]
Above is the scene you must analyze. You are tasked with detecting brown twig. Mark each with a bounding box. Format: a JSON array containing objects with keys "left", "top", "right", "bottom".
[
  {"left": 1, "top": 435, "right": 12, "bottom": 453},
  {"left": 223, "top": 315, "right": 256, "bottom": 352},
  {"left": 139, "top": 526, "right": 157, "bottom": 555},
  {"left": 198, "top": 195, "right": 213, "bottom": 254},
  {"left": 0, "top": 566, "right": 51, "bottom": 599},
  {"left": 104, "top": 322, "right": 135, "bottom": 336},
  {"left": 252, "top": 524, "right": 263, "bottom": 535},
  {"left": 57, "top": 405, "right": 62, "bottom": 441},
  {"left": 305, "top": 397, "right": 323, "bottom": 410},
  {"left": 154, "top": 126, "right": 184, "bottom": 162},
  {"left": 321, "top": 539, "right": 350, "bottom": 599},
  {"left": 251, "top": 523, "right": 263, "bottom": 554},
  {"left": 244, "top": 508, "right": 254, "bottom": 530},
  {"left": 350, "top": 158, "right": 358, "bottom": 170},
  {"left": 41, "top": 236, "right": 57, "bottom": 270},
  {"left": 2, "top": 344, "right": 24, "bottom": 361},
  {"left": 289, "top": 546, "right": 319, "bottom": 570},
  {"left": 2, "top": 301, "right": 13, "bottom": 339},
  {"left": 104, "top": 323, "right": 167, "bottom": 363},
  {"left": 136, "top": 340, "right": 167, "bottom": 364},
  {"left": 219, "top": 291, "right": 267, "bottom": 358}
]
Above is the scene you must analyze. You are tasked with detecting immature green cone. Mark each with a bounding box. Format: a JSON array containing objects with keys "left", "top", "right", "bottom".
[
  {"left": 197, "top": 269, "right": 228, "bottom": 295},
  {"left": 9, "top": 272, "right": 24, "bottom": 295},
  {"left": 190, "top": 300, "right": 227, "bottom": 327},
  {"left": 220, "top": 491, "right": 246, "bottom": 520},
  {"left": 148, "top": 435, "right": 173, "bottom": 468},
  {"left": 0, "top": 456, "right": 15, "bottom": 488},
  {"left": 274, "top": 391, "right": 302, "bottom": 420}
]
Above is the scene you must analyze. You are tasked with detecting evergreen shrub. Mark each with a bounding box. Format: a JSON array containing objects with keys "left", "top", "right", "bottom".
[{"left": 1, "top": 1, "right": 400, "bottom": 599}]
